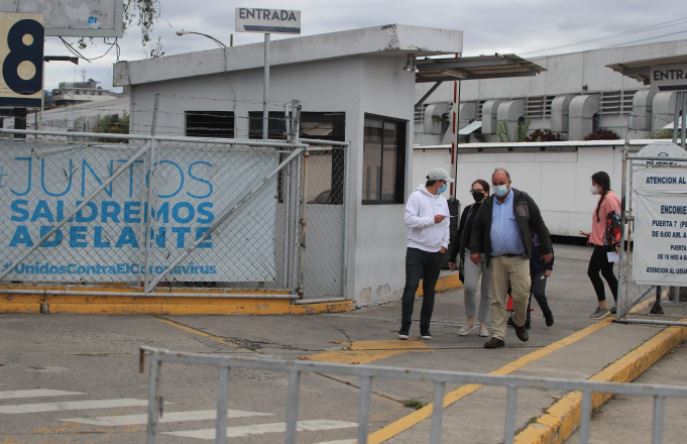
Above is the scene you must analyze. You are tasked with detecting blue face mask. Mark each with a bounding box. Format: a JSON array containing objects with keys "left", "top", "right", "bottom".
[
  {"left": 438, "top": 183, "right": 448, "bottom": 194},
  {"left": 493, "top": 184, "right": 509, "bottom": 198}
]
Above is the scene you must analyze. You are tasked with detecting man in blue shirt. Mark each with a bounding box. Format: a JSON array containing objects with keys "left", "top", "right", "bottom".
[{"left": 470, "top": 168, "right": 553, "bottom": 348}]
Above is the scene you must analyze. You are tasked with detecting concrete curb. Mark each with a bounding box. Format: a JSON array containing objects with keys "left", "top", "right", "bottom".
[
  {"left": 0, "top": 274, "right": 462, "bottom": 315},
  {"left": 416, "top": 274, "right": 463, "bottom": 297},
  {"left": 514, "top": 320, "right": 687, "bottom": 444},
  {"left": 0, "top": 284, "right": 354, "bottom": 315}
]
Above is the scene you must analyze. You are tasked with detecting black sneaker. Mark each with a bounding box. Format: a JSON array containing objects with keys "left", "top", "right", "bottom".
[
  {"left": 484, "top": 337, "right": 505, "bottom": 348},
  {"left": 398, "top": 329, "right": 409, "bottom": 340},
  {"left": 514, "top": 323, "right": 529, "bottom": 342},
  {"left": 544, "top": 309, "right": 554, "bottom": 327},
  {"left": 419, "top": 331, "right": 432, "bottom": 340}
]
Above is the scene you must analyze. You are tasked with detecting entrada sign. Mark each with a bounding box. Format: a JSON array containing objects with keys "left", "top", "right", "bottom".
[
  {"left": 651, "top": 64, "right": 687, "bottom": 91},
  {"left": 235, "top": 7, "right": 301, "bottom": 34}
]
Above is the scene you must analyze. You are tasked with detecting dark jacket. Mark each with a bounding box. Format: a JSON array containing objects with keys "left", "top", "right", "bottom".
[
  {"left": 469, "top": 189, "right": 552, "bottom": 265},
  {"left": 530, "top": 233, "right": 554, "bottom": 275},
  {"left": 449, "top": 201, "right": 483, "bottom": 263}
]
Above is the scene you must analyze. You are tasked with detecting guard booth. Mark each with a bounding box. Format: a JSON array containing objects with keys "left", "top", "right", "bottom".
[{"left": 610, "top": 56, "right": 687, "bottom": 325}]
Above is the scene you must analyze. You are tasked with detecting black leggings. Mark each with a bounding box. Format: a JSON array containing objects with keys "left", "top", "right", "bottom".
[{"left": 587, "top": 245, "right": 618, "bottom": 302}]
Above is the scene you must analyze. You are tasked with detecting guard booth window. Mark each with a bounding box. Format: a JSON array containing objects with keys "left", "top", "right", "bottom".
[
  {"left": 363, "top": 114, "right": 406, "bottom": 204},
  {"left": 185, "top": 111, "right": 234, "bottom": 138},
  {"left": 248, "top": 111, "right": 346, "bottom": 205}
]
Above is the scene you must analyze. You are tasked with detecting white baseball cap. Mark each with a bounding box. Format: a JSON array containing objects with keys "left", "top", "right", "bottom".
[{"left": 426, "top": 167, "right": 454, "bottom": 183}]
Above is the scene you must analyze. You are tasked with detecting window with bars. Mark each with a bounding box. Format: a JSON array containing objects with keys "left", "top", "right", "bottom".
[
  {"left": 525, "top": 96, "right": 555, "bottom": 119},
  {"left": 475, "top": 100, "right": 487, "bottom": 120},
  {"left": 185, "top": 111, "right": 234, "bottom": 138},
  {"left": 599, "top": 90, "right": 637, "bottom": 115},
  {"left": 414, "top": 104, "right": 427, "bottom": 126}
]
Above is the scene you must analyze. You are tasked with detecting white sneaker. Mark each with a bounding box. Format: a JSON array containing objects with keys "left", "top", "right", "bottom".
[
  {"left": 479, "top": 325, "right": 490, "bottom": 337},
  {"left": 458, "top": 324, "right": 476, "bottom": 336}
]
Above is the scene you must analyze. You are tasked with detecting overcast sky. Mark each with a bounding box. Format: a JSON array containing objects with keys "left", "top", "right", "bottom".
[{"left": 42, "top": 0, "right": 687, "bottom": 91}]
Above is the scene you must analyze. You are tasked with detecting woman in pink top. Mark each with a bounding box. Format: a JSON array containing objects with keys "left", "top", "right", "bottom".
[{"left": 579, "top": 171, "right": 622, "bottom": 319}]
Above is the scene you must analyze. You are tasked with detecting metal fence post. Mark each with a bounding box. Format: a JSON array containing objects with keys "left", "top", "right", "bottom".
[
  {"left": 285, "top": 369, "right": 301, "bottom": 444},
  {"left": 297, "top": 150, "right": 308, "bottom": 297},
  {"left": 430, "top": 381, "right": 446, "bottom": 444},
  {"left": 504, "top": 386, "right": 518, "bottom": 444},
  {"left": 216, "top": 366, "right": 229, "bottom": 444},
  {"left": 146, "top": 351, "right": 161, "bottom": 444},
  {"left": 143, "top": 136, "right": 157, "bottom": 292},
  {"left": 652, "top": 395, "right": 665, "bottom": 444},
  {"left": 579, "top": 389, "right": 593, "bottom": 443},
  {"left": 357, "top": 375, "right": 373, "bottom": 444}
]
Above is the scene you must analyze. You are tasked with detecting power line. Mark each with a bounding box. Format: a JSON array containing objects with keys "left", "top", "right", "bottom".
[
  {"left": 522, "top": 16, "right": 687, "bottom": 55},
  {"left": 601, "top": 28, "right": 687, "bottom": 49}
]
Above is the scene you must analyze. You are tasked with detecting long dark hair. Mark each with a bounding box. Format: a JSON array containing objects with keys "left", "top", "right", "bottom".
[
  {"left": 471, "top": 179, "right": 490, "bottom": 195},
  {"left": 592, "top": 171, "right": 611, "bottom": 222}
]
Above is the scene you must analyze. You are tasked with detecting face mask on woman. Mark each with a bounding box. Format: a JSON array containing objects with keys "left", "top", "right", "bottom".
[
  {"left": 471, "top": 189, "right": 484, "bottom": 202},
  {"left": 590, "top": 185, "right": 600, "bottom": 195}
]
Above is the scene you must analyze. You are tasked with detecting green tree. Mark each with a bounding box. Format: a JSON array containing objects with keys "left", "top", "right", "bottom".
[{"left": 78, "top": 1, "right": 162, "bottom": 57}]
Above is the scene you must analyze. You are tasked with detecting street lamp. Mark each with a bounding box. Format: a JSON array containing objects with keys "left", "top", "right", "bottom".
[{"left": 175, "top": 30, "right": 227, "bottom": 48}]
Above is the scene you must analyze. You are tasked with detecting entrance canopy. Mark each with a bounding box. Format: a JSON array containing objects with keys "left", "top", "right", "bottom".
[
  {"left": 607, "top": 54, "right": 687, "bottom": 89},
  {"left": 416, "top": 54, "right": 545, "bottom": 83}
]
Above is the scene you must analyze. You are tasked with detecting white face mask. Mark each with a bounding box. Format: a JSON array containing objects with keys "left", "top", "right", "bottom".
[{"left": 590, "top": 185, "right": 600, "bottom": 195}]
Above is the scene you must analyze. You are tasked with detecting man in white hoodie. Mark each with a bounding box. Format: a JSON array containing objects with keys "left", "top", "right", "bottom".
[{"left": 398, "top": 168, "right": 452, "bottom": 340}]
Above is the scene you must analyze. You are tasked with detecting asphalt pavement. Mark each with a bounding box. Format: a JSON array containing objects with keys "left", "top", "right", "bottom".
[{"left": 0, "top": 244, "right": 685, "bottom": 443}]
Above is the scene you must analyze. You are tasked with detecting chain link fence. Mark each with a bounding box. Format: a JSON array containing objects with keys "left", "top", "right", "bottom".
[{"left": 0, "top": 129, "right": 348, "bottom": 299}]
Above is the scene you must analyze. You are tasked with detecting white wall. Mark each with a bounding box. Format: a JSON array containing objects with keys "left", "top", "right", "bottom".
[
  {"left": 413, "top": 142, "right": 650, "bottom": 238},
  {"left": 353, "top": 55, "right": 416, "bottom": 306}
]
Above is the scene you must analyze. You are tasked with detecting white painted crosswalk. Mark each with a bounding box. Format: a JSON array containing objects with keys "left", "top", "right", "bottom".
[
  {"left": 0, "top": 398, "right": 148, "bottom": 414},
  {"left": 1, "top": 386, "right": 357, "bottom": 442},
  {"left": 164, "top": 419, "right": 358, "bottom": 440},
  {"left": 0, "top": 389, "right": 84, "bottom": 400},
  {"left": 62, "top": 409, "right": 273, "bottom": 426}
]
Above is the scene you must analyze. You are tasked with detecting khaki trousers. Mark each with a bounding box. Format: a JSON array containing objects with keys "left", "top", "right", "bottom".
[{"left": 489, "top": 256, "right": 531, "bottom": 340}]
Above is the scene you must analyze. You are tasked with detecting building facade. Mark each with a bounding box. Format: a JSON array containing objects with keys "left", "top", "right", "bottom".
[
  {"left": 415, "top": 39, "right": 687, "bottom": 145},
  {"left": 113, "top": 24, "right": 463, "bottom": 306}
]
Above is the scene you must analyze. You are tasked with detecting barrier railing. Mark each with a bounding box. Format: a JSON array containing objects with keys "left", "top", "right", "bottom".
[{"left": 139, "top": 346, "right": 687, "bottom": 444}]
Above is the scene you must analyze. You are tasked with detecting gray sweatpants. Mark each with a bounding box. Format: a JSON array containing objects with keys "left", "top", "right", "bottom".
[{"left": 463, "top": 250, "right": 491, "bottom": 324}]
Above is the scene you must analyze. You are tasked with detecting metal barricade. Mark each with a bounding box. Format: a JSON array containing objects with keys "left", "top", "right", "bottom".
[{"left": 139, "top": 346, "right": 687, "bottom": 444}]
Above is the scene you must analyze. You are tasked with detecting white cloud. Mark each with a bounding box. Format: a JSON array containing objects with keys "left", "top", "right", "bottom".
[{"left": 35, "top": 0, "right": 687, "bottom": 91}]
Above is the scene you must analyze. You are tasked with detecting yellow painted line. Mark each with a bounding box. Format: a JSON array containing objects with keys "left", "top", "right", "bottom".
[
  {"left": 416, "top": 274, "right": 463, "bottom": 297},
  {"left": 368, "top": 319, "right": 613, "bottom": 444},
  {"left": 156, "top": 317, "right": 241, "bottom": 348},
  {"left": 515, "top": 317, "right": 687, "bottom": 444},
  {"left": 300, "top": 340, "right": 430, "bottom": 365}
]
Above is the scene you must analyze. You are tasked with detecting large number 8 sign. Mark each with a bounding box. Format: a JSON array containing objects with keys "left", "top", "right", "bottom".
[
  {"left": 3, "top": 19, "right": 44, "bottom": 96},
  {"left": 0, "top": 13, "right": 44, "bottom": 107}
]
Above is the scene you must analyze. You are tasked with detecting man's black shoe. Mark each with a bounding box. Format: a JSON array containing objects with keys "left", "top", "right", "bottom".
[
  {"left": 544, "top": 309, "right": 554, "bottom": 327},
  {"left": 484, "top": 337, "right": 505, "bottom": 349},
  {"left": 398, "top": 329, "right": 409, "bottom": 340},
  {"left": 514, "top": 323, "right": 529, "bottom": 342}
]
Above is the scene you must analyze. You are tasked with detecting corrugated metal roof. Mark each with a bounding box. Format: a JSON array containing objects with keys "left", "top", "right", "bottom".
[
  {"left": 607, "top": 54, "right": 687, "bottom": 84},
  {"left": 415, "top": 54, "right": 546, "bottom": 83}
]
